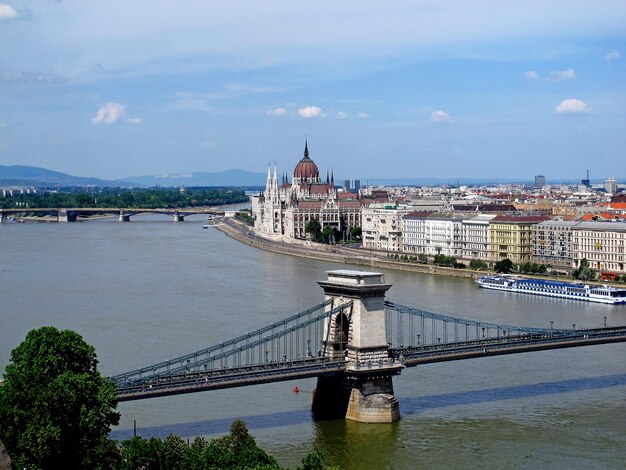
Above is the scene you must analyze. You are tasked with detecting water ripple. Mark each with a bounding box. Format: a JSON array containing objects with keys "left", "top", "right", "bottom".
[{"left": 110, "top": 373, "right": 626, "bottom": 440}]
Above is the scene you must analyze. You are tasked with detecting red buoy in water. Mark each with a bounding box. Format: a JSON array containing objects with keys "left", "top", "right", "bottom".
[{"left": 293, "top": 386, "right": 299, "bottom": 393}]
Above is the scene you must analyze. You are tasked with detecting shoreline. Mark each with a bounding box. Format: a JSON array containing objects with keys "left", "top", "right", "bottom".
[
  {"left": 215, "top": 219, "right": 481, "bottom": 279},
  {"left": 216, "top": 220, "right": 626, "bottom": 287}
]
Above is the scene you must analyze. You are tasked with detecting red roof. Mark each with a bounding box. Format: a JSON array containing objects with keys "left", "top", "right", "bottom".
[
  {"left": 297, "top": 201, "right": 323, "bottom": 209},
  {"left": 338, "top": 201, "right": 361, "bottom": 209},
  {"left": 309, "top": 184, "right": 330, "bottom": 195}
]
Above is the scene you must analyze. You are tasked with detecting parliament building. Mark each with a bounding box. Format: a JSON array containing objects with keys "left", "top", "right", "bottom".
[{"left": 251, "top": 141, "right": 362, "bottom": 241}]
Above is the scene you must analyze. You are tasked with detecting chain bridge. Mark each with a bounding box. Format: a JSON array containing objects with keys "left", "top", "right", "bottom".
[{"left": 110, "top": 270, "right": 626, "bottom": 423}]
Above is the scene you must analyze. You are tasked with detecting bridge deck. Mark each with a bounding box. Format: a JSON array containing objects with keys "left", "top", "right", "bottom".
[{"left": 115, "top": 327, "right": 626, "bottom": 401}]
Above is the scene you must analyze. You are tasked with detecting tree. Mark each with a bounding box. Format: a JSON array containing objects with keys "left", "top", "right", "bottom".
[
  {"left": 418, "top": 253, "right": 428, "bottom": 264},
  {"left": 350, "top": 226, "right": 362, "bottom": 240},
  {"left": 202, "top": 419, "right": 278, "bottom": 469},
  {"left": 0, "top": 327, "right": 120, "bottom": 470},
  {"left": 433, "top": 254, "right": 456, "bottom": 267},
  {"left": 494, "top": 258, "right": 514, "bottom": 273},
  {"left": 305, "top": 219, "right": 322, "bottom": 242},
  {"left": 470, "top": 259, "right": 488, "bottom": 271},
  {"left": 572, "top": 257, "right": 596, "bottom": 281},
  {"left": 322, "top": 225, "right": 333, "bottom": 244},
  {"left": 298, "top": 450, "right": 327, "bottom": 470}
]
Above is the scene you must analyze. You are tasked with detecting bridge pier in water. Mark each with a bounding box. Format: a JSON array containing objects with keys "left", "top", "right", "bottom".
[
  {"left": 118, "top": 211, "right": 131, "bottom": 222},
  {"left": 313, "top": 270, "right": 403, "bottom": 423},
  {"left": 57, "top": 209, "right": 78, "bottom": 222},
  {"left": 173, "top": 212, "right": 184, "bottom": 222}
]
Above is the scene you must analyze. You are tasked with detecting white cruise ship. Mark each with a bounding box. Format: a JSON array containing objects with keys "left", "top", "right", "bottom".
[{"left": 476, "top": 275, "right": 626, "bottom": 304}]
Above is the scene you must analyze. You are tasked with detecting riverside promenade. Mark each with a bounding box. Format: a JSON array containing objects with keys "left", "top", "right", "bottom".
[{"left": 216, "top": 219, "right": 479, "bottom": 279}]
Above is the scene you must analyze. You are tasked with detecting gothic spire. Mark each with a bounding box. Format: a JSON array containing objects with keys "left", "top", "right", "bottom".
[{"left": 304, "top": 137, "right": 309, "bottom": 158}]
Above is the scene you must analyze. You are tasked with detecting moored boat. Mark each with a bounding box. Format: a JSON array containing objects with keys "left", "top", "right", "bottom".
[{"left": 476, "top": 275, "right": 626, "bottom": 304}]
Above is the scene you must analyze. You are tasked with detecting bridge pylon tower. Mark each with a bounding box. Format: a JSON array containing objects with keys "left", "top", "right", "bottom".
[{"left": 313, "top": 270, "right": 403, "bottom": 423}]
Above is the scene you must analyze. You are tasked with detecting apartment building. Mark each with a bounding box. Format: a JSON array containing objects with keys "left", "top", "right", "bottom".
[
  {"left": 572, "top": 221, "right": 626, "bottom": 273},
  {"left": 402, "top": 212, "right": 465, "bottom": 257},
  {"left": 532, "top": 220, "right": 578, "bottom": 268},
  {"left": 462, "top": 214, "right": 497, "bottom": 260},
  {"left": 362, "top": 205, "right": 409, "bottom": 252},
  {"left": 489, "top": 215, "right": 549, "bottom": 263}
]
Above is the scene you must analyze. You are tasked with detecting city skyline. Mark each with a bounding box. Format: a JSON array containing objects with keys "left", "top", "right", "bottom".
[{"left": 0, "top": 1, "right": 625, "bottom": 180}]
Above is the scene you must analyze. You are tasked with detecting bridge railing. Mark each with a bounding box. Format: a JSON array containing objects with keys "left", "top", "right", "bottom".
[
  {"left": 110, "top": 300, "right": 353, "bottom": 388},
  {"left": 384, "top": 301, "right": 570, "bottom": 349}
]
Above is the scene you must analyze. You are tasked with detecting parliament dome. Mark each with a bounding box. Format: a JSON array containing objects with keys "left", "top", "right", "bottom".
[{"left": 293, "top": 140, "right": 319, "bottom": 181}]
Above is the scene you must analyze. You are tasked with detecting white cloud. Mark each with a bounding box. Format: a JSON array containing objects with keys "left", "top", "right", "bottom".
[
  {"left": 549, "top": 68, "right": 576, "bottom": 81},
  {"left": 605, "top": 49, "right": 620, "bottom": 61},
  {"left": 297, "top": 106, "right": 323, "bottom": 118},
  {"left": 200, "top": 141, "right": 216, "bottom": 149},
  {"left": 430, "top": 110, "right": 453, "bottom": 123},
  {"left": 267, "top": 107, "right": 286, "bottom": 116},
  {"left": 92, "top": 102, "right": 141, "bottom": 124},
  {"left": 337, "top": 111, "right": 348, "bottom": 119},
  {"left": 92, "top": 103, "right": 125, "bottom": 124},
  {"left": 357, "top": 112, "right": 370, "bottom": 119},
  {"left": 0, "top": 4, "right": 18, "bottom": 20},
  {"left": 555, "top": 98, "right": 591, "bottom": 114},
  {"left": 524, "top": 70, "right": 539, "bottom": 80},
  {"left": 526, "top": 69, "right": 576, "bottom": 81}
]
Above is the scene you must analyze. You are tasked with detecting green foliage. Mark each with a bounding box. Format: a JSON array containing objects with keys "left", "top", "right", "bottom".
[
  {"left": 322, "top": 225, "right": 333, "bottom": 243},
  {"left": 305, "top": 219, "right": 322, "bottom": 242},
  {"left": 0, "top": 326, "right": 120, "bottom": 470},
  {"left": 433, "top": 254, "right": 457, "bottom": 267},
  {"left": 297, "top": 450, "right": 327, "bottom": 470},
  {"left": 469, "top": 259, "right": 488, "bottom": 270},
  {"left": 494, "top": 258, "right": 514, "bottom": 273},
  {"left": 120, "top": 436, "right": 164, "bottom": 470},
  {"left": 418, "top": 253, "right": 428, "bottom": 263},
  {"left": 235, "top": 210, "right": 256, "bottom": 226},
  {"left": 349, "top": 226, "right": 362, "bottom": 239},
  {"left": 0, "top": 187, "right": 248, "bottom": 210},
  {"left": 519, "top": 262, "right": 547, "bottom": 274},
  {"left": 572, "top": 258, "right": 596, "bottom": 281},
  {"left": 120, "top": 419, "right": 280, "bottom": 470}
]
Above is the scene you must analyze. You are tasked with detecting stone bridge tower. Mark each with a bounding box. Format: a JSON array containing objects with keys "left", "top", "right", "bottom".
[{"left": 312, "top": 270, "right": 403, "bottom": 423}]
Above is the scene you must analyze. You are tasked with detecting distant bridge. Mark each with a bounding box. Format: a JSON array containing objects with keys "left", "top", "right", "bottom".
[
  {"left": 110, "top": 270, "right": 626, "bottom": 423},
  {"left": 0, "top": 207, "right": 231, "bottom": 222}
]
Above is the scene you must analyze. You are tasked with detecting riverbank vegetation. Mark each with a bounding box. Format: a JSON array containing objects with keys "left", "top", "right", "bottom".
[
  {"left": 0, "top": 327, "right": 336, "bottom": 470},
  {"left": 235, "top": 208, "right": 256, "bottom": 226},
  {"left": 383, "top": 253, "right": 626, "bottom": 283},
  {"left": 0, "top": 187, "right": 248, "bottom": 210}
]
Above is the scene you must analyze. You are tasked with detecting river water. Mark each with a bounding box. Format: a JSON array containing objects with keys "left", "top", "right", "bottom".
[{"left": 1, "top": 216, "right": 625, "bottom": 469}]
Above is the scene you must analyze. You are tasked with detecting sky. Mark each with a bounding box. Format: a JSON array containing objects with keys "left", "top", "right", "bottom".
[{"left": 0, "top": 1, "right": 625, "bottom": 182}]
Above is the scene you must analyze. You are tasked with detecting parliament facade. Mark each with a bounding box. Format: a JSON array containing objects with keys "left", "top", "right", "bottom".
[{"left": 251, "top": 142, "right": 362, "bottom": 241}]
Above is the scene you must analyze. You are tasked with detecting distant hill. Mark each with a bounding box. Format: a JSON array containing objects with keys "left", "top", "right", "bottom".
[
  {"left": 0, "top": 165, "right": 267, "bottom": 187},
  {"left": 0, "top": 165, "right": 118, "bottom": 186},
  {"left": 121, "top": 169, "right": 267, "bottom": 187}
]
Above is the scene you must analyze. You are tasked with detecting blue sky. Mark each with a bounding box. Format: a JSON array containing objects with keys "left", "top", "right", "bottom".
[{"left": 0, "top": 1, "right": 624, "bottom": 181}]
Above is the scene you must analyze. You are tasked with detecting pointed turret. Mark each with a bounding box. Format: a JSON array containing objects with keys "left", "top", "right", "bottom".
[{"left": 304, "top": 138, "right": 309, "bottom": 158}]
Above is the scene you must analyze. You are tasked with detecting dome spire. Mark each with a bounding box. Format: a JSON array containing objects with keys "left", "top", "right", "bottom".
[{"left": 304, "top": 137, "right": 309, "bottom": 158}]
